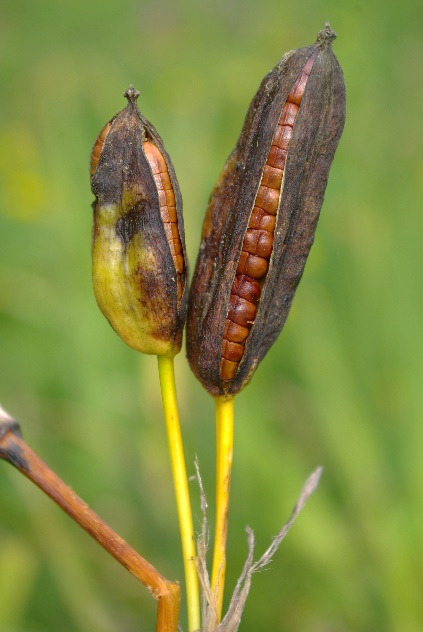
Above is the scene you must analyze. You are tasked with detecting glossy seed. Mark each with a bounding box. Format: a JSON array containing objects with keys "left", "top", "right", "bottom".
[
  {"left": 255, "top": 186, "right": 280, "bottom": 214},
  {"left": 261, "top": 165, "right": 284, "bottom": 189},
  {"left": 273, "top": 124, "right": 293, "bottom": 150},
  {"left": 227, "top": 295, "right": 256, "bottom": 327},
  {"left": 249, "top": 207, "right": 277, "bottom": 232},
  {"left": 143, "top": 141, "right": 184, "bottom": 302},
  {"left": 267, "top": 146, "right": 287, "bottom": 170},
  {"left": 237, "top": 252, "right": 269, "bottom": 278},
  {"left": 222, "top": 339, "right": 244, "bottom": 362},
  {"left": 160, "top": 206, "right": 178, "bottom": 222},
  {"left": 231, "top": 275, "right": 261, "bottom": 303},
  {"left": 279, "top": 102, "right": 298, "bottom": 127},
  {"left": 243, "top": 229, "right": 274, "bottom": 258},
  {"left": 220, "top": 47, "right": 320, "bottom": 381},
  {"left": 175, "top": 254, "right": 184, "bottom": 274},
  {"left": 223, "top": 319, "right": 250, "bottom": 343},
  {"left": 220, "top": 358, "right": 238, "bottom": 381},
  {"left": 163, "top": 223, "right": 180, "bottom": 239}
]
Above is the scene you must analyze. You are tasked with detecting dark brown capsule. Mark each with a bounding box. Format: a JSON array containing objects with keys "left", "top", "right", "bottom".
[
  {"left": 221, "top": 47, "right": 319, "bottom": 381},
  {"left": 90, "top": 86, "right": 188, "bottom": 357},
  {"left": 187, "top": 25, "right": 346, "bottom": 395}
]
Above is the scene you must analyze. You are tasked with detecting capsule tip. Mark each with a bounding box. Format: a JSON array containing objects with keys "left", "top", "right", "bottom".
[
  {"left": 316, "top": 22, "right": 337, "bottom": 48},
  {"left": 124, "top": 84, "right": 140, "bottom": 103}
]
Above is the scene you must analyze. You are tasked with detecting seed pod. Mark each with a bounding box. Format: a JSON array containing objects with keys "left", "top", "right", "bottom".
[
  {"left": 90, "top": 86, "right": 187, "bottom": 357},
  {"left": 187, "top": 25, "right": 346, "bottom": 396}
]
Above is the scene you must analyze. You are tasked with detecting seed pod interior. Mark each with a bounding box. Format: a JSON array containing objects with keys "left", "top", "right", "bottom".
[
  {"left": 143, "top": 141, "right": 185, "bottom": 301},
  {"left": 220, "top": 48, "right": 320, "bottom": 382},
  {"left": 187, "top": 25, "right": 346, "bottom": 395},
  {"left": 90, "top": 86, "right": 188, "bottom": 357}
]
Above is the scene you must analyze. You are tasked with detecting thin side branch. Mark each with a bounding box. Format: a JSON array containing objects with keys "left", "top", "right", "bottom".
[{"left": 0, "top": 405, "right": 180, "bottom": 632}]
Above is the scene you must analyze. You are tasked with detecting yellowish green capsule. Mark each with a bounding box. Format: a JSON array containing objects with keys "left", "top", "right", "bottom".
[{"left": 90, "top": 86, "right": 188, "bottom": 357}]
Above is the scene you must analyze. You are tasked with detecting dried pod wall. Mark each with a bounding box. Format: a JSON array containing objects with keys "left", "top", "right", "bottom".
[{"left": 187, "top": 25, "right": 346, "bottom": 397}]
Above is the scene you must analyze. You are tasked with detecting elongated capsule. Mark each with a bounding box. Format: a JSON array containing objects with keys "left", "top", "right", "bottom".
[
  {"left": 90, "top": 86, "right": 188, "bottom": 357},
  {"left": 187, "top": 25, "right": 346, "bottom": 396}
]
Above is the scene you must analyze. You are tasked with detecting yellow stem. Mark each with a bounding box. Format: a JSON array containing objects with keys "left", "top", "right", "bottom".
[
  {"left": 211, "top": 395, "right": 234, "bottom": 621},
  {"left": 157, "top": 355, "right": 200, "bottom": 632}
]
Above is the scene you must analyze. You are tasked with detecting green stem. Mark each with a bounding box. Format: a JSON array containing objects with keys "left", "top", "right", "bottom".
[
  {"left": 211, "top": 395, "right": 234, "bottom": 621},
  {"left": 157, "top": 355, "right": 200, "bottom": 632}
]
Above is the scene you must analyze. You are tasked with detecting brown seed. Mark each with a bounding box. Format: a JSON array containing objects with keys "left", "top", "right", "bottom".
[
  {"left": 163, "top": 222, "right": 180, "bottom": 240},
  {"left": 249, "top": 207, "right": 277, "bottom": 233},
  {"left": 177, "top": 283, "right": 183, "bottom": 302},
  {"left": 243, "top": 229, "right": 274, "bottom": 258},
  {"left": 273, "top": 124, "right": 293, "bottom": 151},
  {"left": 168, "top": 238, "right": 183, "bottom": 256},
  {"left": 288, "top": 48, "right": 319, "bottom": 105},
  {"left": 288, "top": 75, "right": 308, "bottom": 105},
  {"left": 153, "top": 171, "right": 172, "bottom": 191},
  {"left": 279, "top": 102, "right": 298, "bottom": 127},
  {"left": 143, "top": 141, "right": 184, "bottom": 303},
  {"left": 174, "top": 254, "right": 184, "bottom": 273},
  {"left": 255, "top": 186, "right": 280, "bottom": 215},
  {"left": 237, "top": 252, "right": 269, "bottom": 279},
  {"left": 143, "top": 142, "right": 162, "bottom": 173},
  {"left": 267, "top": 146, "right": 287, "bottom": 170},
  {"left": 165, "top": 189, "right": 175, "bottom": 204},
  {"left": 157, "top": 189, "right": 167, "bottom": 205},
  {"left": 220, "top": 358, "right": 238, "bottom": 381},
  {"left": 227, "top": 294, "right": 256, "bottom": 328},
  {"left": 161, "top": 206, "right": 178, "bottom": 222},
  {"left": 223, "top": 319, "right": 250, "bottom": 343},
  {"left": 261, "top": 165, "right": 284, "bottom": 189},
  {"left": 221, "top": 339, "right": 244, "bottom": 362},
  {"left": 231, "top": 274, "right": 261, "bottom": 304}
]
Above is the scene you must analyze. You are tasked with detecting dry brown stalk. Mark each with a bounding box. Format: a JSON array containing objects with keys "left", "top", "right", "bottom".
[{"left": 0, "top": 405, "right": 180, "bottom": 632}]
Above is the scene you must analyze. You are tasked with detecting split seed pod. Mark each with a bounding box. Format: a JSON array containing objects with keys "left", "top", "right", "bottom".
[
  {"left": 187, "top": 25, "right": 346, "bottom": 396},
  {"left": 90, "top": 86, "right": 188, "bottom": 357}
]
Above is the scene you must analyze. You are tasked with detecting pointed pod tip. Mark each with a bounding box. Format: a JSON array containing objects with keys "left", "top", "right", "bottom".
[
  {"left": 124, "top": 84, "right": 140, "bottom": 103},
  {"left": 316, "top": 22, "right": 337, "bottom": 48}
]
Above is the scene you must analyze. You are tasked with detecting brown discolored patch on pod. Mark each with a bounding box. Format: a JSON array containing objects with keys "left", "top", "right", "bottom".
[
  {"left": 187, "top": 24, "right": 346, "bottom": 395},
  {"left": 90, "top": 86, "right": 188, "bottom": 357}
]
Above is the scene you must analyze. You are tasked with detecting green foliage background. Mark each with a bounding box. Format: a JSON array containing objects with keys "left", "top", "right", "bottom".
[{"left": 0, "top": 0, "right": 422, "bottom": 630}]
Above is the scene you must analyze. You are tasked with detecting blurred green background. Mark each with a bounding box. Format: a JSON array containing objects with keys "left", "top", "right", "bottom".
[{"left": 0, "top": 0, "right": 422, "bottom": 630}]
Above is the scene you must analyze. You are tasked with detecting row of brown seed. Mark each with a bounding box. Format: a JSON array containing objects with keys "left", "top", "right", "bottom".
[
  {"left": 221, "top": 48, "right": 319, "bottom": 381},
  {"left": 90, "top": 25, "right": 346, "bottom": 395}
]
